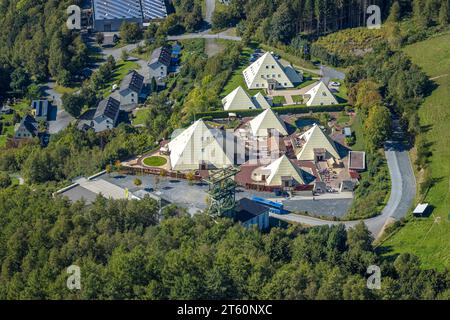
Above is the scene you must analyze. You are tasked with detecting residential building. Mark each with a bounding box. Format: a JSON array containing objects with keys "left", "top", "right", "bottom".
[
  {"left": 31, "top": 100, "right": 50, "bottom": 122},
  {"left": 148, "top": 45, "right": 172, "bottom": 83},
  {"left": 90, "top": 97, "right": 120, "bottom": 132},
  {"left": 222, "top": 86, "right": 272, "bottom": 111},
  {"left": 249, "top": 108, "right": 288, "bottom": 137},
  {"left": 296, "top": 124, "right": 340, "bottom": 161},
  {"left": 14, "top": 114, "right": 38, "bottom": 139},
  {"left": 243, "top": 52, "right": 301, "bottom": 90},
  {"left": 118, "top": 71, "right": 144, "bottom": 107},
  {"left": 304, "top": 81, "right": 338, "bottom": 106},
  {"left": 92, "top": 0, "right": 167, "bottom": 32},
  {"left": 234, "top": 198, "right": 270, "bottom": 230},
  {"left": 251, "top": 155, "right": 305, "bottom": 187}
]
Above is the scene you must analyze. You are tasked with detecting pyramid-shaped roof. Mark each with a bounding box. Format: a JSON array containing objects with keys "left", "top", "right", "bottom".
[
  {"left": 222, "top": 86, "right": 256, "bottom": 111},
  {"left": 296, "top": 124, "right": 340, "bottom": 160},
  {"left": 249, "top": 109, "right": 288, "bottom": 137},
  {"left": 243, "top": 52, "right": 293, "bottom": 89},
  {"left": 167, "top": 120, "right": 233, "bottom": 171},
  {"left": 263, "top": 155, "right": 305, "bottom": 186},
  {"left": 305, "top": 81, "right": 338, "bottom": 106},
  {"left": 252, "top": 92, "right": 272, "bottom": 109}
]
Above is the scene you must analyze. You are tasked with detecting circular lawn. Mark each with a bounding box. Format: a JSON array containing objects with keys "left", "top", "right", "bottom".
[{"left": 143, "top": 156, "right": 167, "bottom": 167}]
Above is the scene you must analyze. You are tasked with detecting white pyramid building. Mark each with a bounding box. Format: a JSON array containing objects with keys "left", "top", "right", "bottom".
[
  {"left": 222, "top": 86, "right": 273, "bottom": 111},
  {"left": 222, "top": 86, "right": 256, "bottom": 111},
  {"left": 243, "top": 52, "right": 294, "bottom": 90},
  {"left": 262, "top": 155, "right": 305, "bottom": 186},
  {"left": 168, "top": 119, "right": 234, "bottom": 171},
  {"left": 296, "top": 124, "right": 340, "bottom": 161},
  {"left": 252, "top": 92, "right": 272, "bottom": 109},
  {"left": 249, "top": 109, "right": 288, "bottom": 137},
  {"left": 304, "top": 81, "right": 338, "bottom": 106}
]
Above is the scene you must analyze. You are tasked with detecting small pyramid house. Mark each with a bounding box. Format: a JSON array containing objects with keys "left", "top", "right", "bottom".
[
  {"left": 249, "top": 109, "right": 288, "bottom": 137},
  {"left": 261, "top": 155, "right": 305, "bottom": 186},
  {"left": 167, "top": 119, "right": 234, "bottom": 171},
  {"left": 296, "top": 124, "right": 340, "bottom": 161},
  {"left": 243, "top": 52, "right": 294, "bottom": 90},
  {"left": 252, "top": 92, "right": 272, "bottom": 109},
  {"left": 222, "top": 86, "right": 272, "bottom": 111},
  {"left": 304, "top": 81, "right": 338, "bottom": 106},
  {"left": 222, "top": 86, "right": 256, "bottom": 111}
]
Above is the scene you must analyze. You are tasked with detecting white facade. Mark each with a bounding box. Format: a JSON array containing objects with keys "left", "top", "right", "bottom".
[
  {"left": 221, "top": 86, "right": 273, "bottom": 111},
  {"left": 222, "top": 86, "right": 256, "bottom": 111},
  {"left": 259, "top": 155, "right": 305, "bottom": 186},
  {"left": 149, "top": 62, "right": 168, "bottom": 81},
  {"left": 249, "top": 109, "right": 288, "bottom": 137},
  {"left": 167, "top": 120, "right": 235, "bottom": 171},
  {"left": 296, "top": 124, "right": 340, "bottom": 161},
  {"left": 305, "top": 81, "right": 338, "bottom": 106},
  {"left": 243, "top": 52, "right": 294, "bottom": 90},
  {"left": 119, "top": 88, "right": 139, "bottom": 106}
]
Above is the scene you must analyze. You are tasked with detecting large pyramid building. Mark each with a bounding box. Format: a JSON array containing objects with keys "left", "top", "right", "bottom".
[
  {"left": 167, "top": 120, "right": 236, "bottom": 171},
  {"left": 296, "top": 124, "right": 340, "bottom": 161},
  {"left": 243, "top": 52, "right": 294, "bottom": 90}
]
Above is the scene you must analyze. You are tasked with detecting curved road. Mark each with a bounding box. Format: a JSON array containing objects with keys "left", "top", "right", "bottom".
[{"left": 272, "top": 119, "right": 416, "bottom": 239}]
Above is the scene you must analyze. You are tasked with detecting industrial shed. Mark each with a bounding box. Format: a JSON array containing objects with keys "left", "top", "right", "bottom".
[{"left": 92, "top": 0, "right": 167, "bottom": 32}]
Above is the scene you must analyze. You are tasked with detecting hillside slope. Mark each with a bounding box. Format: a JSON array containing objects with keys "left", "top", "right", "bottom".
[{"left": 382, "top": 32, "right": 450, "bottom": 270}]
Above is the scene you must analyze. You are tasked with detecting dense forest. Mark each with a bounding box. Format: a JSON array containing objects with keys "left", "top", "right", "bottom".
[
  {"left": 0, "top": 0, "right": 89, "bottom": 97},
  {"left": 0, "top": 0, "right": 449, "bottom": 300},
  {"left": 0, "top": 187, "right": 448, "bottom": 299},
  {"left": 213, "top": 0, "right": 395, "bottom": 41}
]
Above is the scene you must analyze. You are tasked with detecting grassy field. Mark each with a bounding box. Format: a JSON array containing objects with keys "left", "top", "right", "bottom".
[
  {"left": 221, "top": 45, "right": 264, "bottom": 97},
  {"left": 381, "top": 32, "right": 450, "bottom": 270},
  {"left": 143, "top": 156, "right": 167, "bottom": 167},
  {"left": 133, "top": 108, "right": 151, "bottom": 126},
  {"left": 272, "top": 96, "right": 286, "bottom": 106},
  {"left": 101, "top": 60, "right": 140, "bottom": 98}
]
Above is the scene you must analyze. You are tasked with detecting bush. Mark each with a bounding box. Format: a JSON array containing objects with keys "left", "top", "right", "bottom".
[
  {"left": 195, "top": 104, "right": 347, "bottom": 119},
  {"left": 0, "top": 171, "right": 12, "bottom": 188}
]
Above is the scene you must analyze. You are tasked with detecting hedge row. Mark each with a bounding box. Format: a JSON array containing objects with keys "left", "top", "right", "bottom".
[{"left": 195, "top": 104, "right": 347, "bottom": 119}]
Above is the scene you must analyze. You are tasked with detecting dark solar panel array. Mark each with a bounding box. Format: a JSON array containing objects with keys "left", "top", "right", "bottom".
[
  {"left": 93, "top": 0, "right": 167, "bottom": 21},
  {"left": 141, "top": 0, "right": 167, "bottom": 19}
]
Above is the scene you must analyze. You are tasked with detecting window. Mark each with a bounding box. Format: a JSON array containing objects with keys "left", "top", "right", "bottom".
[
  {"left": 271, "top": 65, "right": 275, "bottom": 69},
  {"left": 266, "top": 66, "right": 269, "bottom": 69},
  {"left": 322, "top": 92, "right": 327, "bottom": 96},
  {"left": 278, "top": 74, "right": 281, "bottom": 78},
  {"left": 256, "top": 84, "right": 259, "bottom": 87}
]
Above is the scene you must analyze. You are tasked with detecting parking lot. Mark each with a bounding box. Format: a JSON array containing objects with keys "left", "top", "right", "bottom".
[{"left": 101, "top": 173, "right": 353, "bottom": 218}]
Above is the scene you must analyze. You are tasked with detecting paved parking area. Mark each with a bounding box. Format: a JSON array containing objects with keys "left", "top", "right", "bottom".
[{"left": 100, "top": 173, "right": 353, "bottom": 217}]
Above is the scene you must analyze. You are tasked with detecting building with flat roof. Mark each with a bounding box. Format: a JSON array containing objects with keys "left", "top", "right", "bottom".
[
  {"left": 235, "top": 198, "right": 270, "bottom": 230},
  {"left": 92, "top": 0, "right": 167, "bottom": 32}
]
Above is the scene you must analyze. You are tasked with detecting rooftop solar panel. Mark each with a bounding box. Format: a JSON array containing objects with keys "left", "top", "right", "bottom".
[
  {"left": 141, "top": 0, "right": 167, "bottom": 19},
  {"left": 93, "top": 0, "right": 141, "bottom": 20},
  {"left": 93, "top": 0, "right": 167, "bottom": 21}
]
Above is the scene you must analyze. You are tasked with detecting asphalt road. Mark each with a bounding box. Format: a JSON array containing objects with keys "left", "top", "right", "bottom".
[{"left": 272, "top": 118, "right": 416, "bottom": 238}]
